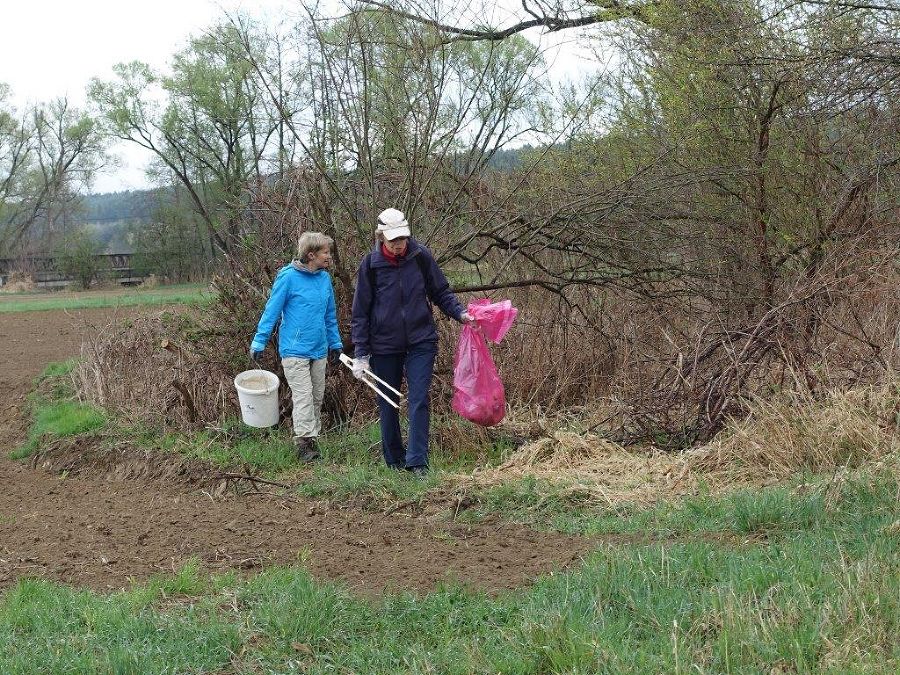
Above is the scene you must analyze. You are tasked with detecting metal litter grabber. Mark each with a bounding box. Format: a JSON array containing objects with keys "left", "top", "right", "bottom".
[{"left": 339, "top": 353, "right": 404, "bottom": 409}]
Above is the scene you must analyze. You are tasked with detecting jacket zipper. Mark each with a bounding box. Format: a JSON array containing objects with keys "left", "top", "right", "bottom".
[{"left": 398, "top": 261, "right": 407, "bottom": 341}]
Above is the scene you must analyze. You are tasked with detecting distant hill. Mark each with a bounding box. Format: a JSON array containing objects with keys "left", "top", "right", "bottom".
[
  {"left": 79, "top": 189, "right": 164, "bottom": 254},
  {"left": 79, "top": 149, "right": 531, "bottom": 231},
  {"left": 486, "top": 145, "right": 529, "bottom": 171},
  {"left": 81, "top": 189, "right": 161, "bottom": 224}
]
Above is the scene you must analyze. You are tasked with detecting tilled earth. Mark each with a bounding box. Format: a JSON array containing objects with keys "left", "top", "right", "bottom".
[{"left": 0, "top": 307, "right": 591, "bottom": 595}]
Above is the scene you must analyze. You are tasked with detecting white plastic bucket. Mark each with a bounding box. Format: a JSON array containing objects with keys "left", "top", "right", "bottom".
[{"left": 234, "top": 369, "right": 280, "bottom": 428}]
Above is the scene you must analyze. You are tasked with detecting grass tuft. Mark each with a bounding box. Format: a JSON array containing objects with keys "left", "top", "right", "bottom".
[
  {"left": 11, "top": 400, "right": 106, "bottom": 460},
  {"left": 35, "top": 359, "right": 78, "bottom": 381}
]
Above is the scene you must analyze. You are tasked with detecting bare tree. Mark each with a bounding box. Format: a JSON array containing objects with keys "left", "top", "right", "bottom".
[
  {"left": 352, "top": 1, "right": 654, "bottom": 42},
  {"left": 226, "top": 3, "right": 551, "bottom": 291},
  {"left": 89, "top": 21, "right": 292, "bottom": 255},
  {"left": 0, "top": 95, "right": 104, "bottom": 255},
  {"left": 353, "top": 1, "right": 899, "bottom": 43}
]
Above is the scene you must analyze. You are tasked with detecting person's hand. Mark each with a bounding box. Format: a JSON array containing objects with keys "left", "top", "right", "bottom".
[
  {"left": 327, "top": 349, "right": 341, "bottom": 366},
  {"left": 250, "top": 348, "right": 263, "bottom": 361},
  {"left": 460, "top": 311, "right": 474, "bottom": 324},
  {"left": 352, "top": 356, "right": 370, "bottom": 379}
]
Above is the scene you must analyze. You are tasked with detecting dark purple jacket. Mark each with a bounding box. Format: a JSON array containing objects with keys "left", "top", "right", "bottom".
[{"left": 351, "top": 239, "right": 465, "bottom": 357}]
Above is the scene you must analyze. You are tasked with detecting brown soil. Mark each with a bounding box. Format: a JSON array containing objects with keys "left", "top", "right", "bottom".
[{"left": 0, "top": 307, "right": 592, "bottom": 595}]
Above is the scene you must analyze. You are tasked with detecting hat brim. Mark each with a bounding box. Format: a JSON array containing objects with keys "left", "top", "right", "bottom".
[{"left": 381, "top": 223, "right": 411, "bottom": 240}]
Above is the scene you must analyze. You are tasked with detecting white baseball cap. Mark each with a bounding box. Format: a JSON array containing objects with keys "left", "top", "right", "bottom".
[{"left": 376, "top": 207, "right": 411, "bottom": 240}]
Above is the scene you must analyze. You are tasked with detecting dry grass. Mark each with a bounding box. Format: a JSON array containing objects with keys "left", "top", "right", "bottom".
[
  {"left": 0, "top": 272, "right": 36, "bottom": 293},
  {"left": 449, "top": 375, "right": 900, "bottom": 505},
  {"left": 139, "top": 274, "right": 161, "bottom": 289},
  {"left": 72, "top": 302, "right": 376, "bottom": 432},
  {"left": 684, "top": 378, "right": 899, "bottom": 480},
  {"left": 74, "top": 310, "right": 235, "bottom": 429},
  {"left": 456, "top": 430, "right": 682, "bottom": 505}
]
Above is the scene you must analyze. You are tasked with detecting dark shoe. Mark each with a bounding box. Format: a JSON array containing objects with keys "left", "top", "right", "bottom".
[
  {"left": 300, "top": 447, "right": 320, "bottom": 463},
  {"left": 406, "top": 465, "right": 428, "bottom": 479},
  {"left": 295, "top": 437, "right": 320, "bottom": 463}
]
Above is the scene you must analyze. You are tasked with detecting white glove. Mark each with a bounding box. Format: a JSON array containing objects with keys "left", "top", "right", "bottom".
[
  {"left": 352, "top": 356, "right": 370, "bottom": 380},
  {"left": 461, "top": 311, "right": 474, "bottom": 324}
]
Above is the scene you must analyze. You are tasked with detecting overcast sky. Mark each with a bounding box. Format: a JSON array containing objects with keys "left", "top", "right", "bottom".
[{"left": 2, "top": 1, "right": 597, "bottom": 194}]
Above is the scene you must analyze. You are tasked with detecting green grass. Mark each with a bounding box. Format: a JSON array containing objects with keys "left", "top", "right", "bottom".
[
  {"left": 37, "top": 359, "right": 80, "bottom": 380},
  {"left": 16, "top": 361, "right": 455, "bottom": 502},
  {"left": 1, "top": 471, "right": 896, "bottom": 673},
  {"left": 0, "top": 283, "right": 211, "bottom": 313},
  {"left": 460, "top": 469, "right": 900, "bottom": 544},
  {"left": 127, "top": 419, "right": 444, "bottom": 505},
  {"left": 9, "top": 402, "right": 107, "bottom": 460},
  {"left": 125, "top": 414, "right": 510, "bottom": 504},
  {"left": 9, "top": 361, "right": 106, "bottom": 460},
  {"left": 130, "top": 421, "right": 299, "bottom": 476},
  {"left": 0, "top": 576, "right": 240, "bottom": 673}
]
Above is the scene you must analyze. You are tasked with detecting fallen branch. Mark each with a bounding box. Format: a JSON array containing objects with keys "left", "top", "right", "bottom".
[{"left": 383, "top": 497, "right": 421, "bottom": 516}]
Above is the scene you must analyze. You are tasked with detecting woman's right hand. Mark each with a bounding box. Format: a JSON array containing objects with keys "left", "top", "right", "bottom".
[{"left": 352, "top": 356, "right": 370, "bottom": 379}]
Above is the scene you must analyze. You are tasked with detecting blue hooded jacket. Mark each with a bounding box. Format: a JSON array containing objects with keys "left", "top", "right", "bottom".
[
  {"left": 351, "top": 239, "right": 464, "bottom": 357},
  {"left": 251, "top": 262, "right": 343, "bottom": 360}
]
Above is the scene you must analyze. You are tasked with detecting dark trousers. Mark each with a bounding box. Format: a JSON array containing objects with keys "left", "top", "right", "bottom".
[{"left": 370, "top": 342, "right": 437, "bottom": 469}]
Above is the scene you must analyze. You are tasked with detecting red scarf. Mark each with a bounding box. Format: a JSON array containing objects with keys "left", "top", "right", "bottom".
[{"left": 381, "top": 243, "right": 404, "bottom": 266}]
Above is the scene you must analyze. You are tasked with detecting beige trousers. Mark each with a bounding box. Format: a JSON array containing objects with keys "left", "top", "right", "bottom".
[{"left": 281, "top": 357, "right": 327, "bottom": 438}]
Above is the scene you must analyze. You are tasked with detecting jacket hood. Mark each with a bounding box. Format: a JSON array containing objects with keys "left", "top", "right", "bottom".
[{"left": 291, "top": 260, "right": 321, "bottom": 274}]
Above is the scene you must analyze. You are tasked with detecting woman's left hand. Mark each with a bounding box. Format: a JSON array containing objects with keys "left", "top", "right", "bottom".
[{"left": 460, "top": 311, "right": 474, "bottom": 324}]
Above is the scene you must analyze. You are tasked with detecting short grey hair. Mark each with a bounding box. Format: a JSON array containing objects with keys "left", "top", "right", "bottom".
[{"left": 297, "top": 231, "right": 333, "bottom": 262}]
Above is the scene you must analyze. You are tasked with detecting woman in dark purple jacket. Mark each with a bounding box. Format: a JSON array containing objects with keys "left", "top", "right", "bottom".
[{"left": 351, "top": 207, "right": 472, "bottom": 476}]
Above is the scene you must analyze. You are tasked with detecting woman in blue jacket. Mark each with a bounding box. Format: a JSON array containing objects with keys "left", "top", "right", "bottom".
[
  {"left": 250, "top": 232, "right": 343, "bottom": 462},
  {"left": 351, "top": 208, "right": 472, "bottom": 476}
]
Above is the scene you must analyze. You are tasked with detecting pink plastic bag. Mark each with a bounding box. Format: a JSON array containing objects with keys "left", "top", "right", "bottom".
[
  {"left": 466, "top": 298, "right": 518, "bottom": 342},
  {"left": 452, "top": 299, "right": 518, "bottom": 427}
]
